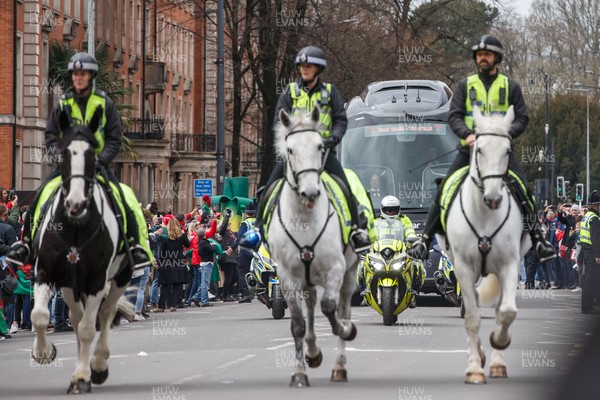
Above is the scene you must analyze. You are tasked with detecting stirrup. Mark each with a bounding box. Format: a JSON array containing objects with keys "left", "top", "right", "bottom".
[
  {"left": 130, "top": 245, "right": 151, "bottom": 269},
  {"left": 5, "top": 242, "right": 30, "bottom": 266},
  {"left": 535, "top": 242, "right": 557, "bottom": 262}
]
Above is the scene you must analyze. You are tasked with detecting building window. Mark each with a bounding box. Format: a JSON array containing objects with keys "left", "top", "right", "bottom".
[
  {"left": 16, "top": 34, "right": 22, "bottom": 118},
  {"left": 64, "top": 0, "right": 70, "bottom": 16},
  {"left": 136, "top": 82, "right": 141, "bottom": 117},
  {"left": 83, "top": 0, "right": 88, "bottom": 24},
  {"left": 129, "top": 1, "right": 134, "bottom": 51},
  {"left": 74, "top": 0, "right": 80, "bottom": 20},
  {"left": 121, "top": 0, "right": 126, "bottom": 48},
  {"left": 113, "top": 0, "right": 119, "bottom": 45},
  {"left": 136, "top": 4, "right": 141, "bottom": 55},
  {"left": 105, "top": 1, "right": 110, "bottom": 41},
  {"left": 42, "top": 40, "right": 49, "bottom": 119}
]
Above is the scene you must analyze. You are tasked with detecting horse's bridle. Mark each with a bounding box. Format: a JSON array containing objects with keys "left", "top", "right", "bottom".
[
  {"left": 283, "top": 128, "right": 329, "bottom": 193},
  {"left": 60, "top": 174, "right": 97, "bottom": 210},
  {"left": 471, "top": 132, "right": 512, "bottom": 191}
]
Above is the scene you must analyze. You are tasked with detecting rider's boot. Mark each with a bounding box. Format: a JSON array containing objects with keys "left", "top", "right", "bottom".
[
  {"left": 408, "top": 200, "right": 442, "bottom": 260},
  {"left": 357, "top": 266, "right": 369, "bottom": 296},
  {"left": 125, "top": 210, "right": 151, "bottom": 269},
  {"left": 508, "top": 179, "right": 556, "bottom": 262},
  {"left": 348, "top": 196, "right": 371, "bottom": 253}
]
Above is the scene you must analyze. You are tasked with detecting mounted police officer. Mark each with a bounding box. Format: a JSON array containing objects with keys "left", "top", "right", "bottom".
[
  {"left": 239, "top": 46, "right": 371, "bottom": 253},
  {"left": 580, "top": 191, "right": 600, "bottom": 314},
  {"left": 7, "top": 52, "right": 151, "bottom": 269},
  {"left": 410, "top": 35, "right": 555, "bottom": 262}
]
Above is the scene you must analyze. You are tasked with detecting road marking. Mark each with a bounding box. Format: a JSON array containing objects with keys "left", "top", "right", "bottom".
[
  {"left": 217, "top": 354, "right": 255, "bottom": 369},
  {"left": 171, "top": 374, "right": 204, "bottom": 385},
  {"left": 346, "top": 348, "right": 468, "bottom": 354},
  {"left": 265, "top": 342, "right": 295, "bottom": 350}
]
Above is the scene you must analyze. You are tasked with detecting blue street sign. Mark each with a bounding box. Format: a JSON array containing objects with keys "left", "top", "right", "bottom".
[{"left": 194, "top": 179, "right": 213, "bottom": 198}]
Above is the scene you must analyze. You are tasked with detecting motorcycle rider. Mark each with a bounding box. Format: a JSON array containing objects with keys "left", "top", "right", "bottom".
[
  {"left": 238, "top": 46, "right": 371, "bottom": 253},
  {"left": 358, "top": 196, "right": 422, "bottom": 296},
  {"left": 410, "top": 34, "right": 556, "bottom": 262},
  {"left": 6, "top": 52, "right": 151, "bottom": 269}
]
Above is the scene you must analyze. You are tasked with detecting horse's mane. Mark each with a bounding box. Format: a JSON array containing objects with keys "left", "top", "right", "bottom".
[
  {"left": 274, "top": 111, "right": 320, "bottom": 159},
  {"left": 474, "top": 109, "right": 513, "bottom": 139}
]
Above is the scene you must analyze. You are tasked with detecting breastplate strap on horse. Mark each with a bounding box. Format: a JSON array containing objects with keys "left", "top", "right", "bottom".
[
  {"left": 276, "top": 193, "right": 335, "bottom": 287},
  {"left": 459, "top": 184, "right": 512, "bottom": 276}
]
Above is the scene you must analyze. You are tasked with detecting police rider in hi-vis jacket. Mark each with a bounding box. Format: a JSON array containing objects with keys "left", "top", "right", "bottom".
[
  {"left": 239, "top": 46, "right": 371, "bottom": 253},
  {"left": 7, "top": 53, "right": 151, "bottom": 269},
  {"left": 409, "top": 35, "right": 556, "bottom": 262}
]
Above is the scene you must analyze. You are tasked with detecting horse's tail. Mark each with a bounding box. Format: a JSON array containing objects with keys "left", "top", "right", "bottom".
[{"left": 477, "top": 274, "right": 501, "bottom": 307}]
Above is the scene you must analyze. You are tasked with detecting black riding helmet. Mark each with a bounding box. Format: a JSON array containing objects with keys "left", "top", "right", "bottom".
[
  {"left": 68, "top": 52, "right": 99, "bottom": 79},
  {"left": 295, "top": 46, "right": 327, "bottom": 73},
  {"left": 471, "top": 35, "right": 504, "bottom": 64}
]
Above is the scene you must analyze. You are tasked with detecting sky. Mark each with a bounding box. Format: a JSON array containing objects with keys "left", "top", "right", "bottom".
[{"left": 502, "top": 0, "right": 534, "bottom": 16}]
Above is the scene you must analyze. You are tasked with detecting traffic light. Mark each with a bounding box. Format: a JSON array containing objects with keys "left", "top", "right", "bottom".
[
  {"left": 557, "top": 176, "right": 565, "bottom": 198},
  {"left": 565, "top": 180, "right": 571, "bottom": 198},
  {"left": 576, "top": 183, "right": 584, "bottom": 202}
]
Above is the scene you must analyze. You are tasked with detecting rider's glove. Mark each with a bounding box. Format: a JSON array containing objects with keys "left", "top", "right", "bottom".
[{"left": 323, "top": 136, "right": 340, "bottom": 149}]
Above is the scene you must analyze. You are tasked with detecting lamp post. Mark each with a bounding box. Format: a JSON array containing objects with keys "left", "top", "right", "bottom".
[{"left": 567, "top": 84, "right": 592, "bottom": 200}]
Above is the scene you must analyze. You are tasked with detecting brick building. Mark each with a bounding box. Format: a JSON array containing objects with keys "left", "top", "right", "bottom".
[{"left": 0, "top": 0, "right": 262, "bottom": 212}]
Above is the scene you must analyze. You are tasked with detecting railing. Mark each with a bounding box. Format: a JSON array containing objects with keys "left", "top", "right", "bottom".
[
  {"left": 123, "top": 117, "right": 165, "bottom": 140},
  {"left": 171, "top": 133, "right": 216, "bottom": 153}
]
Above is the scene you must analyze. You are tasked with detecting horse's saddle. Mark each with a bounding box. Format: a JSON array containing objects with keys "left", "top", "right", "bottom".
[
  {"left": 261, "top": 169, "right": 377, "bottom": 246},
  {"left": 31, "top": 175, "right": 127, "bottom": 240},
  {"left": 439, "top": 166, "right": 532, "bottom": 232}
]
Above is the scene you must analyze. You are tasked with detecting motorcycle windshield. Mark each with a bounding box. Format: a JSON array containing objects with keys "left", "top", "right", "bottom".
[{"left": 340, "top": 114, "right": 459, "bottom": 210}]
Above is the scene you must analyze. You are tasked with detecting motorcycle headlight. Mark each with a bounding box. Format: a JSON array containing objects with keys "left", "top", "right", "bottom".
[
  {"left": 370, "top": 259, "right": 385, "bottom": 271},
  {"left": 391, "top": 260, "right": 405, "bottom": 271}
]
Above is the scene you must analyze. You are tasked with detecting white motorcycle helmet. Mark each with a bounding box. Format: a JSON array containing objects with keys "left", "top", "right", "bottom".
[{"left": 380, "top": 195, "right": 401, "bottom": 219}]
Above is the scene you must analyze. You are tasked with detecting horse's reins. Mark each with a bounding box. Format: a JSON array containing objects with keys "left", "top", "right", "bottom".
[
  {"left": 279, "top": 127, "right": 335, "bottom": 287},
  {"left": 460, "top": 131, "right": 513, "bottom": 275}
]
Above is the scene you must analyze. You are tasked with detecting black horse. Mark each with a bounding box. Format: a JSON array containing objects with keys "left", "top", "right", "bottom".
[{"left": 30, "top": 107, "right": 132, "bottom": 394}]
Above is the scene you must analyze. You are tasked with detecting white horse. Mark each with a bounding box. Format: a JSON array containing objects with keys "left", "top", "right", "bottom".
[
  {"left": 268, "top": 107, "right": 359, "bottom": 387},
  {"left": 437, "top": 106, "right": 530, "bottom": 384}
]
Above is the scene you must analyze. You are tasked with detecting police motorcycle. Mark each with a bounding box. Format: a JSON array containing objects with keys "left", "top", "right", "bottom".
[
  {"left": 358, "top": 199, "right": 425, "bottom": 326},
  {"left": 432, "top": 243, "right": 463, "bottom": 315},
  {"left": 245, "top": 245, "right": 287, "bottom": 319}
]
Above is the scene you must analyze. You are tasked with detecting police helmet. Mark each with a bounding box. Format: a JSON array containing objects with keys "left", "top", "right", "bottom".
[
  {"left": 588, "top": 190, "right": 600, "bottom": 206},
  {"left": 295, "top": 46, "right": 327, "bottom": 71},
  {"left": 380, "top": 195, "right": 401, "bottom": 219},
  {"left": 68, "top": 52, "right": 99, "bottom": 79},
  {"left": 471, "top": 35, "right": 504, "bottom": 64},
  {"left": 244, "top": 202, "right": 256, "bottom": 216}
]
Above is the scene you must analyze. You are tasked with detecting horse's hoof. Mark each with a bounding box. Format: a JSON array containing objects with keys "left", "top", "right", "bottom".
[
  {"left": 67, "top": 379, "right": 92, "bottom": 394},
  {"left": 331, "top": 369, "right": 348, "bottom": 382},
  {"left": 90, "top": 367, "right": 109, "bottom": 385},
  {"left": 289, "top": 373, "right": 310, "bottom": 388},
  {"left": 342, "top": 322, "right": 357, "bottom": 341},
  {"left": 305, "top": 350, "right": 323, "bottom": 368},
  {"left": 465, "top": 371, "right": 487, "bottom": 384},
  {"left": 32, "top": 343, "right": 57, "bottom": 364},
  {"left": 489, "top": 365, "right": 508, "bottom": 378},
  {"left": 489, "top": 332, "right": 511, "bottom": 350}
]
